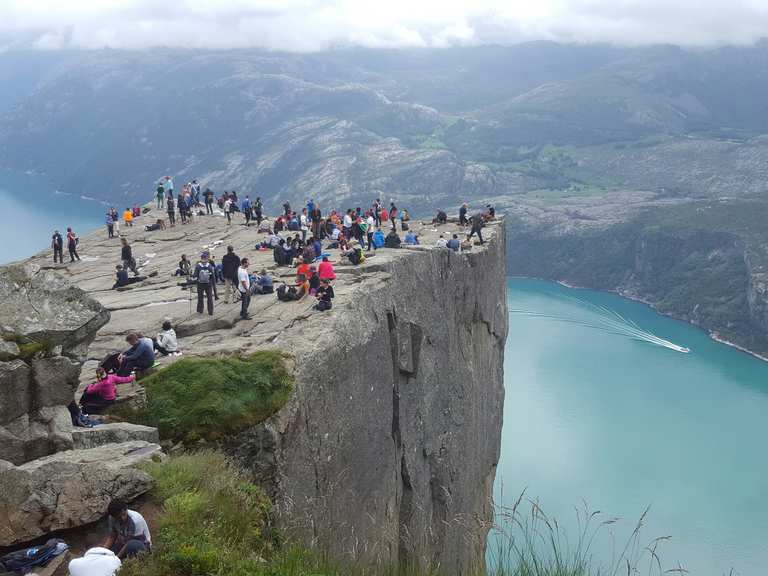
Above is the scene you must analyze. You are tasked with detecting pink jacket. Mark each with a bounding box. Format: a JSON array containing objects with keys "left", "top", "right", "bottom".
[
  {"left": 318, "top": 261, "right": 336, "bottom": 280},
  {"left": 85, "top": 374, "right": 134, "bottom": 401}
]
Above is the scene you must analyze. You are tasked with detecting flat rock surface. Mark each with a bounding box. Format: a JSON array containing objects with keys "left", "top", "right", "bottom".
[{"left": 25, "top": 209, "right": 500, "bottom": 366}]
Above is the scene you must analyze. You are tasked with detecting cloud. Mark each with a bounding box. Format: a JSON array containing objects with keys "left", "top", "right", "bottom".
[{"left": 0, "top": 0, "right": 766, "bottom": 51}]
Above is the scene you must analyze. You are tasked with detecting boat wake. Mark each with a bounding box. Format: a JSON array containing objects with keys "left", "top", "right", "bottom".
[{"left": 509, "top": 295, "right": 690, "bottom": 354}]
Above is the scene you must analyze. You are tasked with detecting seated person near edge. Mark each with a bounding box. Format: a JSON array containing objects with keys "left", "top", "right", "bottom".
[
  {"left": 318, "top": 256, "right": 336, "bottom": 280},
  {"left": 80, "top": 367, "right": 134, "bottom": 414},
  {"left": 103, "top": 500, "right": 151, "bottom": 560},
  {"left": 113, "top": 264, "right": 147, "bottom": 289},
  {"left": 153, "top": 320, "right": 179, "bottom": 356},
  {"left": 254, "top": 269, "right": 274, "bottom": 294},
  {"left": 117, "top": 332, "right": 155, "bottom": 376}
]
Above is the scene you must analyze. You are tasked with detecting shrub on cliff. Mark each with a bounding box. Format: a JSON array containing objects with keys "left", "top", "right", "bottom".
[{"left": 132, "top": 351, "right": 293, "bottom": 443}]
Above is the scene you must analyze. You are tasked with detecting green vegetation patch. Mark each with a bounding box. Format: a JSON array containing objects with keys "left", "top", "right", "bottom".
[
  {"left": 120, "top": 452, "right": 276, "bottom": 576},
  {"left": 135, "top": 351, "right": 293, "bottom": 443}
]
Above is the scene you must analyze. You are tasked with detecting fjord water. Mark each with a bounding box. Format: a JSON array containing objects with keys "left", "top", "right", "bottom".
[
  {"left": 0, "top": 170, "right": 103, "bottom": 265},
  {"left": 495, "top": 278, "right": 768, "bottom": 575}
]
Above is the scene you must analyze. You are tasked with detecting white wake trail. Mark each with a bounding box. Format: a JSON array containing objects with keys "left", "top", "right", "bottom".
[{"left": 509, "top": 299, "right": 691, "bottom": 354}]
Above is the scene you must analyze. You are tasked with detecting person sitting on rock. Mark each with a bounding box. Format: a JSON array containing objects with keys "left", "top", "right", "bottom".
[
  {"left": 67, "top": 367, "right": 135, "bottom": 426},
  {"left": 318, "top": 256, "right": 336, "bottom": 281},
  {"left": 447, "top": 233, "right": 462, "bottom": 253},
  {"left": 113, "top": 265, "right": 147, "bottom": 289},
  {"left": 174, "top": 254, "right": 191, "bottom": 277},
  {"left": 152, "top": 320, "right": 179, "bottom": 356},
  {"left": 103, "top": 501, "right": 151, "bottom": 560},
  {"left": 253, "top": 269, "right": 274, "bottom": 294},
  {"left": 372, "top": 228, "right": 385, "bottom": 250},
  {"left": 308, "top": 265, "right": 320, "bottom": 295},
  {"left": 117, "top": 332, "right": 155, "bottom": 376},
  {"left": 404, "top": 230, "right": 419, "bottom": 245},
  {"left": 436, "top": 234, "right": 448, "bottom": 248},
  {"left": 433, "top": 210, "right": 448, "bottom": 225},
  {"left": 68, "top": 547, "right": 122, "bottom": 576},
  {"left": 276, "top": 274, "right": 309, "bottom": 302},
  {"left": 314, "top": 278, "right": 335, "bottom": 311},
  {"left": 384, "top": 229, "right": 401, "bottom": 248},
  {"left": 296, "top": 258, "right": 311, "bottom": 281}
]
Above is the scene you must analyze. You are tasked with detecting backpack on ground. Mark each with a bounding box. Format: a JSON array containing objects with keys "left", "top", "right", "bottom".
[{"left": 0, "top": 539, "right": 67, "bottom": 573}]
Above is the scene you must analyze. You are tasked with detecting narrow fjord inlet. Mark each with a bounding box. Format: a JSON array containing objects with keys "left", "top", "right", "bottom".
[{"left": 495, "top": 278, "right": 768, "bottom": 575}]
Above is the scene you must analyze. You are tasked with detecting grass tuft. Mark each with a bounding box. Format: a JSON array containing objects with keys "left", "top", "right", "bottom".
[{"left": 129, "top": 350, "right": 293, "bottom": 443}]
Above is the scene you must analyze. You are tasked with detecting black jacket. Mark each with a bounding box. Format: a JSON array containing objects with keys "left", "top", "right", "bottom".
[
  {"left": 222, "top": 252, "right": 240, "bottom": 280},
  {"left": 121, "top": 245, "right": 132, "bottom": 261}
]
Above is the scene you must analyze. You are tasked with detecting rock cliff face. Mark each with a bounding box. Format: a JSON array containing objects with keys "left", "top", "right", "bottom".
[{"left": 231, "top": 226, "right": 508, "bottom": 573}]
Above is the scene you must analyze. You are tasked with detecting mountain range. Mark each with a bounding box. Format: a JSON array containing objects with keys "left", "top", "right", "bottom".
[{"left": 2, "top": 42, "right": 768, "bottom": 354}]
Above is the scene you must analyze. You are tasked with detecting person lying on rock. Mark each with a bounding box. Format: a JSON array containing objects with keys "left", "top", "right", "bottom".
[
  {"left": 113, "top": 264, "right": 147, "bottom": 289},
  {"left": 67, "top": 367, "right": 135, "bottom": 426},
  {"left": 152, "top": 320, "right": 179, "bottom": 356},
  {"left": 117, "top": 332, "right": 156, "bottom": 376},
  {"left": 103, "top": 500, "right": 152, "bottom": 560}
]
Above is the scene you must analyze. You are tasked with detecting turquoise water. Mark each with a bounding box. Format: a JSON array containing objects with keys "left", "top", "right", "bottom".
[
  {"left": 0, "top": 170, "right": 104, "bottom": 264},
  {"left": 495, "top": 278, "right": 768, "bottom": 575}
]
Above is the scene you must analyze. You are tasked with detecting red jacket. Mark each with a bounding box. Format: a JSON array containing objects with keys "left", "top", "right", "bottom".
[
  {"left": 85, "top": 374, "right": 134, "bottom": 401},
  {"left": 318, "top": 261, "right": 336, "bottom": 280}
]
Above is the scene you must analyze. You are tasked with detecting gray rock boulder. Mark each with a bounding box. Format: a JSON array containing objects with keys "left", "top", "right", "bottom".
[
  {"left": 0, "top": 407, "right": 74, "bottom": 465},
  {"left": 0, "top": 263, "right": 109, "bottom": 360},
  {"left": 32, "top": 356, "right": 81, "bottom": 409},
  {"left": 0, "top": 441, "right": 161, "bottom": 546},
  {"left": 0, "top": 360, "right": 32, "bottom": 424},
  {"left": 72, "top": 422, "right": 159, "bottom": 450}
]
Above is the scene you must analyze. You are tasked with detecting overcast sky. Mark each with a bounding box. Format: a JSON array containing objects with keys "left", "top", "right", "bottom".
[{"left": 1, "top": 0, "right": 767, "bottom": 52}]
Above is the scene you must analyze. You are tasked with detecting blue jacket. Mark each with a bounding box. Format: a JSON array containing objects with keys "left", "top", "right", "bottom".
[
  {"left": 372, "top": 230, "right": 385, "bottom": 248},
  {"left": 242, "top": 199, "right": 252, "bottom": 212},
  {"left": 123, "top": 338, "right": 155, "bottom": 368}
]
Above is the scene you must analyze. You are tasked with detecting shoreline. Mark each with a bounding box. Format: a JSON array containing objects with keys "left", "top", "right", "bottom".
[{"left": 547, "top": 278, "right": 768, "bottom": 363}]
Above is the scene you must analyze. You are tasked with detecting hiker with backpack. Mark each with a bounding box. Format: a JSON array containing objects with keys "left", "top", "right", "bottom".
[
  {"left": 193, "top": 251, "right": 217, "bottom": 315},
  {"left": 103, "top": 500, "right": 152, "bottom": 560}
]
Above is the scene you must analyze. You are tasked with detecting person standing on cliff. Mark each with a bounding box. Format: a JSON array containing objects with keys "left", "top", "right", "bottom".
[
  {"left": 221, "top": 245, "right": 240, "bottom": 303},
  {"left": 193, "top": 251, "right": 216, "bottom": 315},
  {"left": 155, "top": 181, "right": 165, "bottom": 209},
  {"left": 66, "top": 227, "right": 81, "bottom": 262},
  {"left": 238, "top": 257, "right": 251, "bottom": 320},
  {"left": 51, "top": 230, "right": 64, "bottom": 263},
  {"left": 467, "top": 214, "right": 485, "bottom": 245},
  {"left": 459, "top": 202, "right": 469, "bottom": 227}
]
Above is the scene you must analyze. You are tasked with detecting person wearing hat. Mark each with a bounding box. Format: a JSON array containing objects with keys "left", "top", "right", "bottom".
[{"left": 193, "top": 251, "right": 216, "bottom": 315}]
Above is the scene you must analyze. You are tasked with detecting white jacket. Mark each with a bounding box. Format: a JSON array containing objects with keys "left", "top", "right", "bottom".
[
  {"left": 68, "top": 548, "right": 121, "bottom": 576},
  {"left": 157, "top": 329, "right": 178, "bottom": 352}
]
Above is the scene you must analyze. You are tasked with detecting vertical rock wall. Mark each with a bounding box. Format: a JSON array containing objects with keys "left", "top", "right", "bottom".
[{"left": 232, "top": 224, "right": 507, "bottom": 574}]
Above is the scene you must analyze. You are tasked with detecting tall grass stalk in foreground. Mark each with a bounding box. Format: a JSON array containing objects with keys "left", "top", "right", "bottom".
[{"left": 487, "top": 488, "right": 682, "bottom": 576}]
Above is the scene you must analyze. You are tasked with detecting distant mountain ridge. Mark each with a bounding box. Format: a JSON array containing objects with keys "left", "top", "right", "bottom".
[{"left": 2, "top": 42, "right": 768, "bottom": 354}]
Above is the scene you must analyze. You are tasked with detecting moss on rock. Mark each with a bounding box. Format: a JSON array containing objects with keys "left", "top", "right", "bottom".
[{"left": 132, "top": 351, "right": 293, "bottom": 443}]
